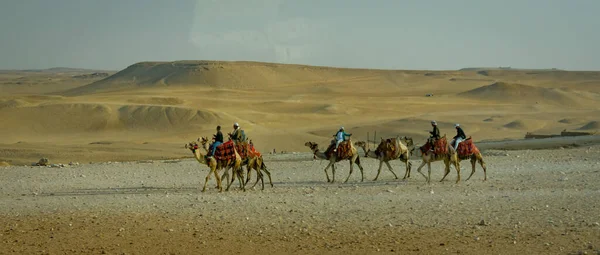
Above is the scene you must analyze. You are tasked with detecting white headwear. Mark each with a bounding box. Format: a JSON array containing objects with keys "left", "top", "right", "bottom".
[
  {"left": 431, "top": 120, "right": 437, "bottom": 125},
  {"left": 340, "top": 126, "right": 344, "bottom": 130},
  {"left": 455, "top": 123, "right": 460, "bottom": 127},
  {"left": 234, "top": 122, "right": 239, "bottom": 127}
]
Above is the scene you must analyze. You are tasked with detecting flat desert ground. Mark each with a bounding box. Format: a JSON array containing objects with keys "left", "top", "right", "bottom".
[{"left": 1, "top": 61, "right": 600, "bottom": 254}]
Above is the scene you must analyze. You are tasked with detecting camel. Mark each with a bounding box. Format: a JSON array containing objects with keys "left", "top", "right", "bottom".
[
  {"left": 185, "top": 140, "right": 244, "bottom": 192},
  {"left": 454, "top": 137, "right": 487, "bottom": 181},
  {"left": 199, "top": 137, "right": 273, "bottom": 190},
  {"left": 410, "top": 135, "right": 462, "bottom": 184},
  {"left": 354, "top": 135, "right": 413, "bottom": 181},
  {"left": 304, "top": 139, "right": 365, "bottom": 183}
]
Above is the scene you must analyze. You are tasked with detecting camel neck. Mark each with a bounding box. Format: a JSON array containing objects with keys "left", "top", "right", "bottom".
[
  {"left": 192, "top": 149, "right": 207, "bottom": 164},
  {"left": 312, "top": 148, "right": 327, "bottom": 160}
]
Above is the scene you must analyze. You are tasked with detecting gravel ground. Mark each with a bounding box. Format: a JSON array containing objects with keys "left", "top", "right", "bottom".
[{"left": 1, "top": 146, "right": 600, "bottom": 254}]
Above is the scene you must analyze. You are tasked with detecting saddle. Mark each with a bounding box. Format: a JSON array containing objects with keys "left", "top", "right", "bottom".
[
  {"left": 376, "top": 138, "right": 399, "bottom": 158},
  {"left": 212, "top": 140, "right": 237, "bottom": 161},
  {"left": 456, "top": 137, "right": 479, "bottom": 157},
  {"left": 326, "top": 140, "right": 352, "bottom": 159},
  {"left": 420, "top": 137, "right": 448, "bottom": 155}
]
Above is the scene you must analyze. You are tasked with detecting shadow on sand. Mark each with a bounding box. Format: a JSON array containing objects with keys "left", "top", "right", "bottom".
[{"left": 35, "top": 178, "right": 426, "bottom": 197}]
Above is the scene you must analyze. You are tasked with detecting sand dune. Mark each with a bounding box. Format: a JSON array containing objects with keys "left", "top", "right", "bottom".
[
  {"left": 60, "top": 61, "right": 387, "bottom": 96},
  {"left": 118, "top": 105, "right": 223, "bottom": 131},
  {"left": 0, "top": 103, "right": 113, "bottom": 135},
  {"left": 127, "top": 97, "right": 184, "bottom": 105},
  {"left": 558, "top": 118, "right": 577, "bottom": 124},
  {"left": 503, "top": 120, "right": 531, "bottom": 129},
  {"left": 578, "top": 121, "right": 600, "bottom": 130},
  {"left": 458, "top": 82, "right": 588, "bottom": 106},
  {"left": 0, "top": 102, "right": 231, "bottom": 143},
  {"left": 0, "top": 99, "right": 29, "bottom": 109}
]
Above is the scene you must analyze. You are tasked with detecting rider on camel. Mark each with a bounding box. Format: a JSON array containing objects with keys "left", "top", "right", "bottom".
[
  {"left": 208, "top": 125, "right": 224, "bottom": 158},
  {"left": 229, "top": 123, "right": 243, "bottom": 143},
  {"left": 428, "top": 120, "right": 440, "bottom": 151},
  {"left": 452, "top": 123, "right": 467, "bottom": 150},
  {"left": 333, "top": 127, "right": 352, "bottom": 152}
]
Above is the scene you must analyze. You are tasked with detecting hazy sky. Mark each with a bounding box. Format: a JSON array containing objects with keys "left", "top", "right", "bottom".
[{"left": 1, "top": 0, "right": 599, "bottom": 70}]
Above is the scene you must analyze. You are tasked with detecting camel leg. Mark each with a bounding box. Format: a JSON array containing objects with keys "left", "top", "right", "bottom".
[
  {"left": 373, "top": 159, "right": 384, "bottom": 181},
  {"left": 225, "top": 166, "right": 243, "bottom": 191},
  {"left": 344, "top": 158, "right": 355, "bottom": 183},
  {"left": 231, "top": 166, "right": 238, "bottom": 188},
  {"left": 480, "top": 157, "right": 487, "bottom": 181},
  {"left": 331, "top": 161, "right": 337, "bottom": 183},
  {"left": 245, "top": 164, "right": 252, "bottom": 185},
  {"left": 402, "top": 158, "right": 412, "bottom": 179},
  {"left": 324, "top": 161, "right": 335, "bottom": 182},
  {"left": 203, "top": 167, "right": 216, "bottom": 192},
  {"left": 415, "top": 160, "right": 429, "bottom": 183},
  {"left": 235, "top": 167, "right": 242, "bottom": 190},
  {"left": 213, "top": 168, "right": 221, "bottom": 190},
  {"left": 225, "top": 167, "right": 235, "bottom": 191},
  {"left": 220, "top": 167, "right": 230, "bottom": 188},
  {"left": 251, "top": 164, "right": 264, "bottom": 190},
  {"left": 454, "top": 160, "right": 461, "bottom": 184},
  {"left": 385, "top": 161, "right": 399, "bottom": 179},
  {"left": 439, "top": 161, "right": 451, "bottom": 182},
  {"left": 427, "top": 162, "right": 432, "bottom": 185},
  {"left": 466, "top": 156, "right": 477, "bottom": 181},
  {"left": 356, "top": 157, "right": 365, "bottom": 182},
  {"left": 253, "top": 167, "right": 264, "bottom": 189},
  {"left": 251, "top": 169, "right": 264, "bottom": 190},
  {"left": 261, "top": 162, "right": 274, "bottom": 187}
]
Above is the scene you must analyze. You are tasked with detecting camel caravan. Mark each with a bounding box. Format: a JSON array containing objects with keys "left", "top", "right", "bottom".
[
  {"left": 185, "top": 123, "right": 273, "bottom": 192},
  {"left": 186, "top": 121, "right": 487, "bottom": 192}
]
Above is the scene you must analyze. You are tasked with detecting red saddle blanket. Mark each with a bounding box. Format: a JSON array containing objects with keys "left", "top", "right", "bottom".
[
  {"left": 248, "top": 143, "right": 262, "bottom": 158},
  {"left": 325, "top": 140, "right": 352, "bottom": 159},
  {"left": 420, "top": 137, "right": 449, "bottom": 155},
  {"left": 214, "top": 141, "right": 237, "bottom": 161},
  {"left": 456, "top": 138, "right": 480, "bottom": 157},
  {"left": 232, "top": 142, "right": 263, "bottom": 159}
]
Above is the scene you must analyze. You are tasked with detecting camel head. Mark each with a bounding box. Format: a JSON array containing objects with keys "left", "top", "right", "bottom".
[
  {"left": 198, "top": 136, "right": 210, "bottom": 146},
  {"left": 354, "top": 141, "right": 367, "bottom": 148},
  {"left": 304, "top": 142, "right": 319, "bottom": 151},
  {"left": 185, "top": 141, "right": 200, "bottom": 152},
  {"left": 401, "top": 136, "right": 414, "bottom": 147}
]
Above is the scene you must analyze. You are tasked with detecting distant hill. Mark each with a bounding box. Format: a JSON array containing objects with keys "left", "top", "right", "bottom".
[
  {"left": 459, "top": 67, "right": 565, "bottom": 71},
  {"left": 0, "top": 67, "right": 115, "bottom": 74},
  {"left": 60, "top": 60, "right": 408, "bottom": 96},
  {"left": 457, "top": 81, "right": 589, "bottom": 106},
  {"left": 58, "top": 60, "right": 600, "bottom": 96}
]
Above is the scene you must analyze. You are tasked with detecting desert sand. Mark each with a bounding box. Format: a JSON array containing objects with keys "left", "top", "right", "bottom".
[{"left": 1, "top": 61, "right": 600, "bottom": 254}]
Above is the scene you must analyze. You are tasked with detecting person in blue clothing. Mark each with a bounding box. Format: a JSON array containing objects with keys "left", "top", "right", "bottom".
[
  {"left": 208, "top": 125, "right": 224, "bottom": 158},
  {"left": 333, "top": 127, "right": 352, "bottom": 152}
]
